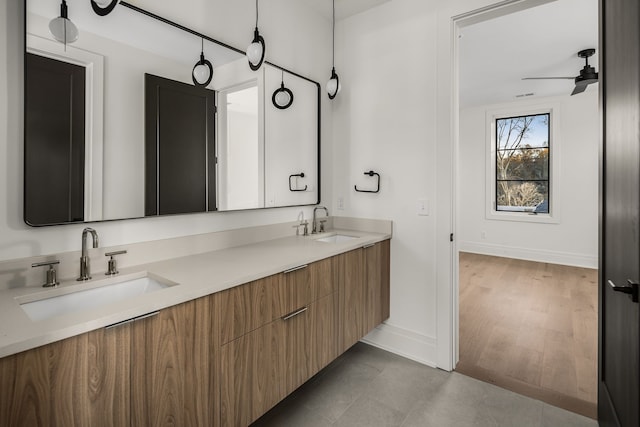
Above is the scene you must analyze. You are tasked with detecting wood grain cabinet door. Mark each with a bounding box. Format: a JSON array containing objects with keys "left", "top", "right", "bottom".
[
  {"left": 364, "top": 240, "right": 391, "bottom": 333},
  {"left": 337, "top": 240, "right": 391, "bottom": 354},
  {"left": 0, "top": 326, "right": 131, "bottom": 427},
  {"left": 309, "top": 292, "right": 339, "bottom": 376},
  {"left": 337, "top": 248, "right": 365, "bottom": 353},
  {"left": 220, "top": 321, "right": 284, "bottom": 427},
  {"left": 131, "top": 298, "right": 214, "bottom": 427}
]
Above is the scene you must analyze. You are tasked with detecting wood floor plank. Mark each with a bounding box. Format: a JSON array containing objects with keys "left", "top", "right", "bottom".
[{"left": 457, "top": 252, "right": 598, "bottom": 418}]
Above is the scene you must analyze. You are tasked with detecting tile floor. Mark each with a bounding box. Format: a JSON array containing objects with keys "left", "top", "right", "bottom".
[{"left": 251, "top": 342, "right": 597, "bottom": 427}]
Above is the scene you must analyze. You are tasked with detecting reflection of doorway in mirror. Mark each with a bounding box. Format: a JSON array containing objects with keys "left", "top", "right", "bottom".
[
  {"left": 220, "top": 85, "right": 263, "bottom": 210},
  {"left": 214, "top": 56, "right": 266, "bottom": 211},
  {"left": 25, "top": 53, "right": 86, "bottom": 225},
  {"left": 25, "top": 34, "right": 105, "bottom": 223}
]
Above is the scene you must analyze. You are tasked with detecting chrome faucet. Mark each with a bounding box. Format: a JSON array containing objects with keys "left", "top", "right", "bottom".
[
  {"left": 77, "top": 227, "right": 99, "bottom": 281},
  {"left": 312, "top": 206, "right": 329, "bottom": 234}
]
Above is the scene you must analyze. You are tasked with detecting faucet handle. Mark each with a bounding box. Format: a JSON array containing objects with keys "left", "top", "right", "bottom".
[
  {"left": 319, "top": 219, "right": 327, "bottom": 233},
  {"left": 105, "top": 250, "right": 127, "bottom": 276},
  {"left": 32, "top": 260, "right": 60, "bottom": 288}
]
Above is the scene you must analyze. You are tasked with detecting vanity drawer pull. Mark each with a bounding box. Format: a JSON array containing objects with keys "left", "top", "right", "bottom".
[
  {"left": 283, "top": 264, "right": 308, "bottom": 274},
  {"left": 105, "top": 311, "right": 159, "bottom": 329},
  {"left": 282, "top": 306, "right": 308, "bottom": 321},
  {"left": 362, "top": 243, "right": 376, "bottom": 249}
]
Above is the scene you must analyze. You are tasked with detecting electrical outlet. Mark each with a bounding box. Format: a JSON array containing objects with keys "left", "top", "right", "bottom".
[
  {"left": 417, "top": 199, "right": 429, "bottom": 216},
  {"left": 337, "top": 196, "right": 344, "bottom": 210},
  {"left": 481, "top": 231, "right": 486, "bottom": 239}
]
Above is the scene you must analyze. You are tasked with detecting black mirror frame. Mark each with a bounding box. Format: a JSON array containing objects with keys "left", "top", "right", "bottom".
[{"left": 23, "top": 0, "right": 322, "bottom": 226}]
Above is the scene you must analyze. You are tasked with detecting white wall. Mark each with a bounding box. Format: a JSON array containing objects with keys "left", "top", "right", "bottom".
[
  {"left": 264, "top": 64, "right": 319, "bottom": 207},
  {"left": 332, "top": 0, "right": 567, "bottom": 368},
  {"left": 0, "top": 0, "right": 332, "bottom": 261},
  {"left": 332, "top": 0, "right": 441, "bottom": 365},
  {"left": 458, "top": 93, "right": 599, "bottom": 268},
  {"left": 3, "top": 0, "right": 589, "bottom": 369}
]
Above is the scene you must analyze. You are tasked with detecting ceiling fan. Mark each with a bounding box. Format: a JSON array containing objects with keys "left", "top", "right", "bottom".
[{"left": 523, "top": 48, "right": 599, "bottom": 96}]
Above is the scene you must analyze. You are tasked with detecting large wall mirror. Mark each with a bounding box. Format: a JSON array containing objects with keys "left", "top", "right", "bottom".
[{"left": 24, "top": 0, "right": 320, "bottom": 226}]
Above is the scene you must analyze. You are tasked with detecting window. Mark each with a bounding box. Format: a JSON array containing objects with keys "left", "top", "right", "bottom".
[
  {"left": 495, "top": 113, "right": 549, "bottom": 213},
  {"left": 485, "top": 104, "right": 559, "bottom": 224}
]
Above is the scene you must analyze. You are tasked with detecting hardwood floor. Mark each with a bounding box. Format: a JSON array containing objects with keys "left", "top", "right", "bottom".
[{"left": 456, "top": 252, "right": 598, "bottom": 419}]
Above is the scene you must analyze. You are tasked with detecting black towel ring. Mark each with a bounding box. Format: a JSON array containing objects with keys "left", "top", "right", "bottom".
[{"left": 354, "top": 170, "right": 380, "bottom": 193}]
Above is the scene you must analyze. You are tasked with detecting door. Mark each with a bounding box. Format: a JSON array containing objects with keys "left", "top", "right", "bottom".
[
  {"left": 599, "top": 0, "right": 640, "bottom": 426},
  {"left": 144, "top": 73, "right": 216, "bottom": 216},
  {"left": 25, "top": 53, "right": 85, "bottom": 225}
]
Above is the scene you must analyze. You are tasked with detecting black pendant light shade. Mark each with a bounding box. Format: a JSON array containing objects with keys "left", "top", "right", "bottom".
[
  {"left": 91, "top": 0, "right": 119, "bottom": 16},
  {"left": 327, "top": 67, "right": 340, "bottom": 100},
  {"left": 246, "top": 0, "right": 265, "bottom": 70},
  {"left": 272, "top": 71, "right": 294, "bottom": 109},
  {"left": 192, "top": 39, "right": 213, "bottom": 87},
  {"left": 49, "top": 0, "right": 78, "bottom": 45},
  {"left": 327, "top": 0, "right": 341, "bottom": 99}
]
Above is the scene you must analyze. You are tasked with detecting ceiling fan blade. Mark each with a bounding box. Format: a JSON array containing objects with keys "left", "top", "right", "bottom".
[
  {"left": 522, "top": 77, "right": 575, "bottom": 80},
  {"left": 571, "top": 83, "right": 588, "bottom": 96}
]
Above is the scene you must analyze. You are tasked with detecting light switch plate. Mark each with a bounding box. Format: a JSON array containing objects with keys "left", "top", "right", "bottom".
[
  {"left": 337, "top": 196, "right": 344, "bottom": 210},
  {"left": 417, "top": 199, "right": 429, "bottom": 216}
]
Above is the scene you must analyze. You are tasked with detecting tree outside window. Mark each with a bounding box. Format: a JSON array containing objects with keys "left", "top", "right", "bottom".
[{"left": 495, "top": 113, "right": 550, "bottom": 213}]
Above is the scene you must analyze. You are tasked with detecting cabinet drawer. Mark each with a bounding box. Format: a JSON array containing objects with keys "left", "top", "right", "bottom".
[
  {"left": 220, "top": 274, "right": 279, "bottom": 344},
  {"left": 221, "top": 258, "right": 336, "bottom": 345}
]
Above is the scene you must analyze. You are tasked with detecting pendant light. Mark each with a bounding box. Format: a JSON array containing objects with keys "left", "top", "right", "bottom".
[
  {"left": 91, "top": 0, "right": 119, "bottom": 16},
  {"left": 246, "top": 0, "right": 265, "bottom": 71},
  {"left": 272, "top": 70, "right": 294, "bottom": 109},
  {"left": 49, "top": 0, "right": 78, "bottom": 47},
  {"left": 192, "top": 38, "right": 213, "bottom": 87},
  {"left": 326, "top": 0, "right": 341, "bottom": 99}
]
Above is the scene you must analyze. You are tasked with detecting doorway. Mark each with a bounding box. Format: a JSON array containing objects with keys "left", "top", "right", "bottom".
[{"left": 453, "top": 0, "right": 599, "bottom": 418}]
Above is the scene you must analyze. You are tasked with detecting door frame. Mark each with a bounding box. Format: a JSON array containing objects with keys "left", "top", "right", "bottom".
[{"left": 443, "top": 0, "right": 573, "bottom": 371}]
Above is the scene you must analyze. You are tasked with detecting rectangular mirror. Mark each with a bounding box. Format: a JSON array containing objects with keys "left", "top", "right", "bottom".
[{"left": 24, "top": 0, "right": 320, "bottom": 226}]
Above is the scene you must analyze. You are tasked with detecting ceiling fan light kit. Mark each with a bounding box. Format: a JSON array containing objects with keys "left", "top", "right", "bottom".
[{"left": 523, "top": 48, "right": 599, "bottom": 96}]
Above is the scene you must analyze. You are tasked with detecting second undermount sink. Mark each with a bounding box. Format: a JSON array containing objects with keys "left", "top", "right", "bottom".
[
  {"left": 18, "top": 273, "right": 176, "bottom": 322},
  {"left": 315, "top": 234, "right": 359, "bottom": 244}
]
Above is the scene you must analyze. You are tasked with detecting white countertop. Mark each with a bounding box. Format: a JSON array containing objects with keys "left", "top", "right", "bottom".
[{"left": 0, "top": 229, "right": 390, "bottom": 358}]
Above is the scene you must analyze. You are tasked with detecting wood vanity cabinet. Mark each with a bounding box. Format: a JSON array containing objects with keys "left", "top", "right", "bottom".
[
  {"left": 0, "top": 295, "right": 218, "bottom": 427},
  {"left": 337, "top": 239, "right": 391, "bottom": 353},
  {"left": 0, "top": 324, "right": 131, "bottom": 427},
  {"left": 130, "top": 297, "right": 217, "bottom": 427},
  {"left": 219, "top": 258, "right": 338, "bottom": 427},
  {"left": 0, "top": 238, "right": 389, "bottom": 427},
  {"left": 364, "top": 240, "right": 391, "bottom": 333}
]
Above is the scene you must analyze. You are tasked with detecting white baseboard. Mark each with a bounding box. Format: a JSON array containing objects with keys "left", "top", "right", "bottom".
[
  {"left": 458, "top": 241, "right": 598, "bottom": 269},
  {"left": 360, "top": 323, "right": 438, "bottom": 368}
]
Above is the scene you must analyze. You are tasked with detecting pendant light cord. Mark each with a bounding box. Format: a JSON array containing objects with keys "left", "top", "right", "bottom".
[
  {"left": 255, "top": 0, "right": 259, "bottom": 27},
  {"left": 331, "top": 0, "right": 335, "bottom": 68}
]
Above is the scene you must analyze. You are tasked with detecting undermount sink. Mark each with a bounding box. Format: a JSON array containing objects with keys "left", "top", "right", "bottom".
[
  {"left": 315, "top": 234, "right": 359, "bottom": 244},
  {"left": 19, "top": 274, "right": 176, "bottom": 322}
]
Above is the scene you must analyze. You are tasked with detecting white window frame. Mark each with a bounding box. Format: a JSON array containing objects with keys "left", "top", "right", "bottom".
[{"left": 485, "top": 102, "right": 560, "bottom": 224}]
